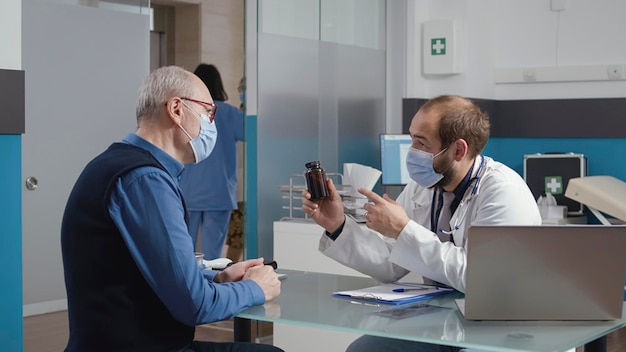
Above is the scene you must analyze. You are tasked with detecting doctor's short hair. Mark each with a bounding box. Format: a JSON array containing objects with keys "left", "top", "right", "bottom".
[{"left": 420, "top": 95, "right": 490, "bottom": 158}]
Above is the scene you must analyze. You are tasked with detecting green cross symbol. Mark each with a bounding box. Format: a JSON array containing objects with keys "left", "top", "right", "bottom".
[
  {"left": 431, "top": 38, "right": 446, "bottom": 55},
  {"left": 545, "top": 176, "right": 563, "bottom": 195}
]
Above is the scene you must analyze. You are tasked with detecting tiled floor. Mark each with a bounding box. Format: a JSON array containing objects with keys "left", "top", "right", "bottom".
[{"left": 23, "top": 310, "right": 247, "bottom": 352}]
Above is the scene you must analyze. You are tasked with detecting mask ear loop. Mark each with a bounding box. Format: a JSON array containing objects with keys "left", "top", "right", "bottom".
[
  {"left": 432, "top": 144, "right": 455, "bottom": 175},
  {"left": 178, "top": 124, "right": 193, "bottom": 141},
  {"left": 437, "top": 156, "right": 455, "bottom": 176},
  {"left": 178, "top": 100, "right": 203, "bottom": 141}
]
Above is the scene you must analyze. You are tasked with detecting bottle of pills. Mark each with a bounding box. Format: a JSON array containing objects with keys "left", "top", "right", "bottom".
[{"left": 304, "top": 160, "right": 329, "bottom": 200}]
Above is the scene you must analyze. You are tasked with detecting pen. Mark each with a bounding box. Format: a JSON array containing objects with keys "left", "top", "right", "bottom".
[
  {"left": 350, "top": 300, "right": 380, "bottom": 307},
  {"left": 264, "top": 260, "right": 278, "bottom": 270},
  {"left": 226, "top": 260, "right": 278, "bottom": 270},
  {"left": 392, "top": 287, "right": 438, "bottom": 293}
]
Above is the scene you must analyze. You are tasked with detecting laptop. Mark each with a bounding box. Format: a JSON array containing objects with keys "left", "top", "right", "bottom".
[{"left": 456, "top": 225, "right": 626, "bottom": 321}]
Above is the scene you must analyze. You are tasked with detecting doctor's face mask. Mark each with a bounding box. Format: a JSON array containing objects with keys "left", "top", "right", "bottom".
[
  {"left": 179, "top": 102, "right": 218, "bottom": 163},
  {"left": 405, "top": 146, "right": 449, "bottom": 188}
]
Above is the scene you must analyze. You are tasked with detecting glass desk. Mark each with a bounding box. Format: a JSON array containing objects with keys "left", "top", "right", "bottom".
[{"left": 235, "top": 270, "right": 625, "bottom": 352}]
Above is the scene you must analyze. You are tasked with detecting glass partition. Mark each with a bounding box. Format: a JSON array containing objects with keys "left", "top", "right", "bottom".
[{"left": 254, "top": 0, "right": 386, "bottom": 258}]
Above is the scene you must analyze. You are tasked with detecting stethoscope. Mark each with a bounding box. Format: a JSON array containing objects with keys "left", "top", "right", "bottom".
[{"left": 430, "top": 155, "right": 486, "bottom": 242}]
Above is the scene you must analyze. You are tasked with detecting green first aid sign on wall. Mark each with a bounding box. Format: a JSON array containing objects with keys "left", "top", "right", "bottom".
[
  {"left": 545, "top": 176, "right": 563, "bottom": 195},
  {"left": 423, "top": 19, "right": 458, "bottom": 74},
  {"left": 431, "top": 38, "right": 446, "bottom": 55}
]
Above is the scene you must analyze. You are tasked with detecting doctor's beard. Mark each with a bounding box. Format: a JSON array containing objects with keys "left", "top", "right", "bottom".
[{"left": 432, "top": 151, "right": 456, "bottom": 189}]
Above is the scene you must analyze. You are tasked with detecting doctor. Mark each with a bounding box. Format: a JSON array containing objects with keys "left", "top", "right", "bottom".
[{"left": 301, "top": 95, "right": 541, "bottom": 352}]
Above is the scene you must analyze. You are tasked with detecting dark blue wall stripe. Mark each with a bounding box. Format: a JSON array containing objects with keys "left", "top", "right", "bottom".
[
  {"left": 489, "top": 98, "right": 626, "bottom": 138},
  {"left": 403, "top": 97, "right": 626, "bottom": 138},
  {"left": 0, "top": 69, "right": 25, "bottom": 134}
]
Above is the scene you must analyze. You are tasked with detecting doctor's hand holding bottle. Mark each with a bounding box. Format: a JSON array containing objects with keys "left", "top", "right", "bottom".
[
  {"left": 302, "top": 178, "right": 411, "bottom": 239},
  {"left": 301, "top": 178, "right": 346, "bottom": 234}
]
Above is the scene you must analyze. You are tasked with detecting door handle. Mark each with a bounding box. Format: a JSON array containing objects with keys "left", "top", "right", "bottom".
[{"left": 25, "top": 176, "right": 38, "bottom": 191}]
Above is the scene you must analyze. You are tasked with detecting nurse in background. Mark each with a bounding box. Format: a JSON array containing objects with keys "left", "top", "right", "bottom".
[
  {"left": 238, "top": 76, "right": 246, "bottom": 110},
  {"left": 179, "top": 64, "right": 244, "bottom": 260}
]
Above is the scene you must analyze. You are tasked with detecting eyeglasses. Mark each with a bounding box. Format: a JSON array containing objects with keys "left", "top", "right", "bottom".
[{"left": 181, "top": 97, "right": 217, "bottom": 122}]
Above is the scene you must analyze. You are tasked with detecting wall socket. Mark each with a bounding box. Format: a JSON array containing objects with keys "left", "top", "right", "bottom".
[
  {"left": 551, "top": 0, "right": 569, "bottom": 11},
  {"left": 607, "top": 65, "right": 623, "bottom": 80},
  {"left": 523, "top": 68, "right": 536, "bottom": 82}
]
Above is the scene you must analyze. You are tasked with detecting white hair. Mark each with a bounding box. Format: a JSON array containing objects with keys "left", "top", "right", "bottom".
[{"left": 136, "top": 66, "right": 196, "bottom": 123}]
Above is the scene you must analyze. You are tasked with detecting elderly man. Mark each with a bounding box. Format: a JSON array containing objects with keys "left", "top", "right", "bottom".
[{"left": 61, "top": 66, "right": 282, "bottom": 352}]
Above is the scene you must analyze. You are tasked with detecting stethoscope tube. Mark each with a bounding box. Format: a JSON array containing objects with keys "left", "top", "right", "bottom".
[{"left": 430, "top": 155, "right": 486, "bottom": 240}]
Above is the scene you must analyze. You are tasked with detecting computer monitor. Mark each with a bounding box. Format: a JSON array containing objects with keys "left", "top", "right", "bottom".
[{"left": 380, "top": 134, "right": 412, "bottom": 185}]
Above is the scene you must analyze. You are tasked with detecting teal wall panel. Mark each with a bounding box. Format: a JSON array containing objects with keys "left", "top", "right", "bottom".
[
  {"left": 0, "top": 134, "right": 23, "bottom": 351},
  {"left": 484, "top": 137, "right": 626, "bottom": 224},
  {"left": 483, "top": 137, "right": 626, "bottom": 181}
]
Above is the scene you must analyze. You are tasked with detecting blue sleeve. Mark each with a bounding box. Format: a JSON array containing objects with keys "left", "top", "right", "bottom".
[
  {"left": 108, "top": 166, "right": 265, "bottom": 326},
  {"left": 202, "top": 269, "right": 220, "bottom": 280}
]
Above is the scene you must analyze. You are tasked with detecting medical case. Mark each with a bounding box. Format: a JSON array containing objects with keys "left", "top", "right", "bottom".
[{"left": 523, "top": 153, "right": 586, "bottom": 215}]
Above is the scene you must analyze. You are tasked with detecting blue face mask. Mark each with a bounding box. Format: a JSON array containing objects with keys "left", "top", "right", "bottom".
[
  {"left": 239, "top": 90, "right": 246, "bottom": 106},
  {"left": 405, "top": 146, "right": 448, "bottom": 188},
  {"left": 179, "top": 103, "right": 218, "bottom": 163}
]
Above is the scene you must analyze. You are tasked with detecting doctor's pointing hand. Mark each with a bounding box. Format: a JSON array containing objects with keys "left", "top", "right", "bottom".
[{"left": 359, "top": 188, "right": 410, "bottom": 239}]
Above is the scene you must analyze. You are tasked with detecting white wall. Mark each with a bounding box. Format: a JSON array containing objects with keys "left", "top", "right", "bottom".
[
  {"left": 0, "top": 0, "right": 21, "bottom": 70},
  {"left": 405, "top": 0, "right": 626, "bottom": 100},
  {"left": 385, "top": 0, "right": 408, "bottom": 134}
]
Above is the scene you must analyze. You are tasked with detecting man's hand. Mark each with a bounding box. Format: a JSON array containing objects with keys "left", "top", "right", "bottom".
[
  {"left": 213, "top": 257, "right": 281, "bottom": 302},
  {"left": 214, "top": 258, "right": 264, "bottom": 283},
  {"left": 301, "top": 178, "right": 345, "bottom": 233},
  {"left": 359, "top": 188, "right": 410, "bottom": 239},
  {"left": 243, "top": 263, "right": 281, "bottom": 302}
]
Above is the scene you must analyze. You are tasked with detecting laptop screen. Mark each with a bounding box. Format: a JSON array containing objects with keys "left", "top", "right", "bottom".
[{"left": 462, "top": 225, "right": 626, "bottom": 321}]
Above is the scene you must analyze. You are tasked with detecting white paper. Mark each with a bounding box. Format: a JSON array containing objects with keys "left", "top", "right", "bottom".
[
  {"left": 343, "top": 163, "right": 382, "bottom": 197},
  {"left": 333, "top": 283, "right": 453, "bottom": 302}
]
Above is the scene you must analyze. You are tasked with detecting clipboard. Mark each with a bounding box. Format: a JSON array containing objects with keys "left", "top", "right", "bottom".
[{"left": 332, "top": 283, "right": 454, "bottom": 305}]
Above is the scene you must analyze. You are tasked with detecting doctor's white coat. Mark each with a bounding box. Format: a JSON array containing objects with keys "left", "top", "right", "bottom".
[{"left": 319, "top": 156, "right": 542, "bottom": 293}]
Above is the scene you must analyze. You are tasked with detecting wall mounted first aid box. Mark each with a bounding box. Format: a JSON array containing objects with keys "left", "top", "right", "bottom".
[{"left": 523, "top": 153, "right": 586, "bottom": 215}]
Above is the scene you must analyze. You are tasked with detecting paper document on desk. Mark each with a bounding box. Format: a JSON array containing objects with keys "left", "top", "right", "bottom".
[
  {"left": 333, "top": 282, "right": 454, "bottom": 305},
  {"left": 343, "top": 163, "right": 381, "bottom": 197}
]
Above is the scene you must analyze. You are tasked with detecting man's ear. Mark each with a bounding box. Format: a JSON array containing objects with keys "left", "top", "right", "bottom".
[
  {"left": 165, "top": 97, "right": 184, "bottom": 125},
  {"left": 453, "top": 139, "right": 469, "bottom": 161}
]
